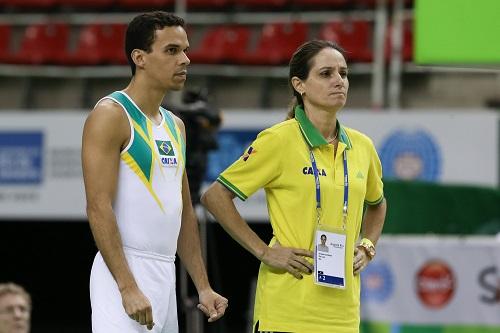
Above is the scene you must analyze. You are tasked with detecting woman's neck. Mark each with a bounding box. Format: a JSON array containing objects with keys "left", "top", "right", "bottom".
[{"left": 303, "top": 104, "right": 338, "bottom": 141}]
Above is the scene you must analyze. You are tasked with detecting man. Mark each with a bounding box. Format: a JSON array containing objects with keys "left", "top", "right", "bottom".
[
  {"left": 0, "top": 283, "right": 31, "bottom": 333},
  {"left": 82, "top": 12, "right": 227, "bottom": 332}
]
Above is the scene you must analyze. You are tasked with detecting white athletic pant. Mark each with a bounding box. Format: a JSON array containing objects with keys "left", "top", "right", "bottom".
[{"left": 90, "top": 248, "right": 178, "bottom": 333}]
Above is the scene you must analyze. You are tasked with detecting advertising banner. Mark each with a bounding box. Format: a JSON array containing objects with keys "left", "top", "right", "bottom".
[
  {"left": 361, "top": 236, "right": 500, "bottom": 332},
  {"left": 0, "top": 110, "right": 498, "bottom": 219},
  {"left": 0, "top": 112, "right": 86, "bottom": 219}
]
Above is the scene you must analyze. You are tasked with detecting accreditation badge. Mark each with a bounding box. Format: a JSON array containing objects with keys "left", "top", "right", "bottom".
[{"left": 314, "top": 225, "right": 346, "bottom": 289}]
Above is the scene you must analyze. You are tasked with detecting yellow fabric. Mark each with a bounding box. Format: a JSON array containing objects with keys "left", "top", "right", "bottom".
[
  {"left": 121, "top": 151, "right": 165, "bottom": 213},
  {"left": 218, "top": 111, "right": 383, "bottom": 333}
]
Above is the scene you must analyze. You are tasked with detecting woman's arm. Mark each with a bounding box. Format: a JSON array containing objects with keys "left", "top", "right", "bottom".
[{"left": 201, "top": 182, "right": 314, "bottom": 279}]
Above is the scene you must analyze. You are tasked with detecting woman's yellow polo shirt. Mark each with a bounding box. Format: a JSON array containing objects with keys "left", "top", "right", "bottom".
[{"left": 217, "top": 107, "right": 384, "bottom": 333}]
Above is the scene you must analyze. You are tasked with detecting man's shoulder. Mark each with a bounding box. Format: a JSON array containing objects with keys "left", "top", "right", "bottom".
[
  {"left": 90, "top": 97, "right": 126, "bottom": 122},
  {"left": 84, "top": 97, "right": 129, "bottom": 141}
]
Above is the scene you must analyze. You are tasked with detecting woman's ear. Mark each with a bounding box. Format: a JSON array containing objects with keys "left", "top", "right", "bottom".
[{"left": 291, "top": 76, "right": 305, "bottom": 96}]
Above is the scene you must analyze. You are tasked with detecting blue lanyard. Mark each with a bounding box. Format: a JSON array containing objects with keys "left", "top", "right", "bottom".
[{"left": 309, "top": 148, "right": 349, "bottom": 229}]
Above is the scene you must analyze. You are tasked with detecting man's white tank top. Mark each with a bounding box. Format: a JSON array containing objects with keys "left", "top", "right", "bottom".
[{"left": 100, "top": 91, "right": 185, "bottom": 257}]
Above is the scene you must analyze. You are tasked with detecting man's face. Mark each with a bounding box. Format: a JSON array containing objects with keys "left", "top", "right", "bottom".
[
  {"left": 0, "top": 294, "right": 30, "bottom": 333},
  {"left": 321, "top": 235, "right": 327, "bottom": 245},
  {"left": 141, "top": 26, "right": 190, "bottom": 91}
]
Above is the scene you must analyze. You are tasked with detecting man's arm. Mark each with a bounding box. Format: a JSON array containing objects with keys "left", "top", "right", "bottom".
[
  {"left": 82, "top": 101, "right": 154, "bottom": 330},
  {"left": 353, "top": 198, "right": 387, "bottom": 275},
  {"left": 173, "top": 116, "right": 228, "bottom": 323}
]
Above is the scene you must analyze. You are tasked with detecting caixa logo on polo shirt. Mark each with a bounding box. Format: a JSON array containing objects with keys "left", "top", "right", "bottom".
[
  {"left": 379, "top": 130, "right": 441, "bottom": 181},
  {"left": 155, "top": 140, "right": 178, "bottom": 167},
  {"left": 302, "top": 166, "right": 327, "bottom": 176}
]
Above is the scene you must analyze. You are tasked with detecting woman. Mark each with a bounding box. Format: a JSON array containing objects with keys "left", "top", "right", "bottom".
[{"left": 201, "top": 40, "right": 387, "bottom": 333}]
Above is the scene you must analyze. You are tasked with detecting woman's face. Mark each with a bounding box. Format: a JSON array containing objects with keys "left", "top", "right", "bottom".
[{"left": 299, "top": 47, "right": 349, "bottom": 111}]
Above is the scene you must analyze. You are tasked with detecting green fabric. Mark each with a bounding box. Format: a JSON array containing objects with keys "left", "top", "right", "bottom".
[
  {"left": 217, "top": 175, "right": 248, "bottom": 201},
  {"left": 294, "top": 105, "right": 351, "bottom": 149},
  {"left": 160, "top": 107, "right": 185, "bottom": 162},
  {"left": 126, "top": 128, "right": 152, "bottom": 180},
  {"left": 110, "top": 91, "right": 149, "bottom": 138},
  {"left": 382, "top": 180, "right": 500, "bottom": 235},
  {"left": 109, "top": 91, "right": 152, "bottom": 181}
]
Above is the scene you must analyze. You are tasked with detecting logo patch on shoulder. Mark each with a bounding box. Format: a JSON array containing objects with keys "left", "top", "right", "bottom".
[
  {"left": 242, "top": 146, "right": 257, "bottom": 161},
  {"left": 156, "top": 140, "right": 178, "bottom": 167}
]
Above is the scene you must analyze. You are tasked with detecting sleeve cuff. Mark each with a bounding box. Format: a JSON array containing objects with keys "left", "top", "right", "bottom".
[
  {"left": 217, "top": 175, "right": 248, "bottom": 201},
  {"left": 365, "top": 194, "right": 384, "bottom": 206}
]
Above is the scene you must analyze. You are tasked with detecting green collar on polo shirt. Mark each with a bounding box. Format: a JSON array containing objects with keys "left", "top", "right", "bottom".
[{"left": 294, "top": 105, "right": 352, "bottom": 149}]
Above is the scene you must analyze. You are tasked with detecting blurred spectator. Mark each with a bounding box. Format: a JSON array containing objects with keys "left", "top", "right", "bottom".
[{"left": 0, "top": 283, "right": 31, "bottom": 333}]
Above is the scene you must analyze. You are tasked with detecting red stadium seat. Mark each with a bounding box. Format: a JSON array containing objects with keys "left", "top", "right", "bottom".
[
  {"left": 187, "top": 0, "right": 231, "bottom": 10},
  {"left": 2, "top": 0, "right": 58, "bottom": 9},
  {"left": 292, "top": 0, "right": 349, "bottom": 8},
  {"left": 115, "top": 0, "right": 174, "bottom": 9},
  {"left": 13, "top": 23, "right": 69, "bottom": 65},
  {"left": 67, "top": 23, "right": 127, "bottom": 65},
  {"left": 60, "top": 0, "right": 115, "bottom": 8},
  {"left": 0, "top": 24, "right": 12, "bottom": 63},
  {"left": 238, "top": 22, "right": 308, "bottom": 65},
  {"left": 188, "top": 25, "right": 251, "bottom": 64},
  {"left": 237, "top": 0, "right": 288, "bottom": 9},
  {"left": 385, "top": 20, "right": 413, "bottom": 62},
  {"left": 319, "top": 20, "right": 373, "bottom": 62},
  {"left": 355, "top": 0, "right": 413, "bottom": 8}
]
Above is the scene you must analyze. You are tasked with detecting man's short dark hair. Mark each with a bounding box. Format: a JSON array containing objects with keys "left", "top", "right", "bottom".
[{"left": 125, "top": 11, "right": 185, "bottom": 75}]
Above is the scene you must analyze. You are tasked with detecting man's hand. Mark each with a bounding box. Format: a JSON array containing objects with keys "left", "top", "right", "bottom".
[
  {"left": 260, "top": 242, "right": 314, "bottom": 279},
  {"left": 121, "top": 285, "right": 155, "bottom": 330},
  {"left": 196, "top": 288, "right": 228, "bottom": 322},
  {"left": 353, "top": 246, "right": 370, "bottom": 275}
]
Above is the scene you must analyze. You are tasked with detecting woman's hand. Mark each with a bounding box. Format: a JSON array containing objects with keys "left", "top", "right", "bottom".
[
  {"left": 353, "top": 246, "right": 371, "bottom": 275},
  {"left": 260, "top": 242, "right": 314, "bottom": 279}
]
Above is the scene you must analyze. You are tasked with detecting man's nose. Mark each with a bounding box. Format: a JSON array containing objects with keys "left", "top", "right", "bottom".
[
  {"left": 181, "top": 51, "right": 190, "bottom": 66},
  {"left": 13, "top": 307, "right": 26, "bottom": 318}
]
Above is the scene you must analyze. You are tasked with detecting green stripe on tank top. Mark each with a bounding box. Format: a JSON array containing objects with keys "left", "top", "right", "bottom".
[
  {"left": 161, "top": 108, "right": 185, "bottom": 161},
  {"left": 161, "top": 107, "right": 179, "bottom": 143},
  {"left": 109, "top": 91, "right": 149, "bottom": 140},
  {"left": 109, "top": 91, "right": 152, "bottom": 181},
  {"left": 127, "top": 128, "right": 153, "bottom": 181}
]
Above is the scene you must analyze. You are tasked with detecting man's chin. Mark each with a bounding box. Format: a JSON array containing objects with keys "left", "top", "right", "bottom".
[
  {"left": 12, "top": 324, "right": 29, "bottom": 333},
  {"left": 169, "top": 83, "right": 186, "bottom": 91}
]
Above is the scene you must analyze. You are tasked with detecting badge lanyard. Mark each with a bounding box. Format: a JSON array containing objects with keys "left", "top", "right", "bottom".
[{"left": 309, "top": 148, "right": 349, "bottom": 230}]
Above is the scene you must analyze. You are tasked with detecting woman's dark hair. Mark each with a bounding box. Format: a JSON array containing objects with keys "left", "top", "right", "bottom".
[
  {"left": 286, "top": 40, "right": 345, "bottom": 119},
  {"left": 125, "top": 11, "right": 185, "bottom": 76}
]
